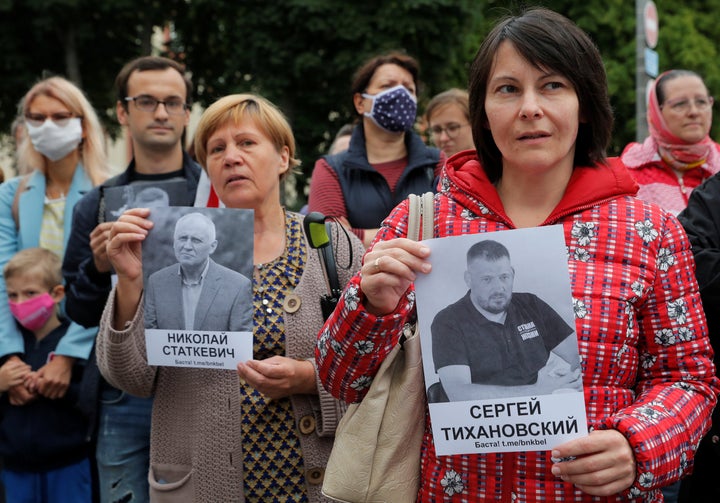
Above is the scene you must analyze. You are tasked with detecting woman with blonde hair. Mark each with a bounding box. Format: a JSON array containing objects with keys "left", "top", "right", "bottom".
[
  {"left": 97, "top": 93, "right": 364, "bottom": 501},
  {"left": 0, "top": 75, "right": 107, "bottom": 408},
  {"left": 425, "top": 87, "right": 475, "bottom": 158},
  {"left": 16, "top": 76, "right": 108, "bottom": 185}
]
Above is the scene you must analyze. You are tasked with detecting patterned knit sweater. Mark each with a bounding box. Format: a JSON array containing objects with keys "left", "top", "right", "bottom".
[
  {"left": 316, "top": 152, "right": 719, "bottom": 502},
  {"left": 97, "top": 211, "right": 364, "bottom": 502}
]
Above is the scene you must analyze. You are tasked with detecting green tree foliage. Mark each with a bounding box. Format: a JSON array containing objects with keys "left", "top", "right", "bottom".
[
  {"left": 0, "top": 0, "right": 187, "bottom": 148},
  {"left": 172, "top": 0, "right": 483, "bottom": 207},
  {"left": 467, "top": 1, "right": 720, "bottom": 156},
  {"left": 653, "top": 0, "right": 720, "bottom": 140},
  {"left": 1, "top": 1, "right": 719, "bottom": 206}
]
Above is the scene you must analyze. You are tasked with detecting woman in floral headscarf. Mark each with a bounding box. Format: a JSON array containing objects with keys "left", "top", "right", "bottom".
[{"left": 621, "top": 69, "right": 720, "bottom": 215}]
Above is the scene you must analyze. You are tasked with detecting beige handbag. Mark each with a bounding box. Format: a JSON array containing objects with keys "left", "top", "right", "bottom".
[{"left": 322, "top": 192, "right": 434, "bottom": 503}]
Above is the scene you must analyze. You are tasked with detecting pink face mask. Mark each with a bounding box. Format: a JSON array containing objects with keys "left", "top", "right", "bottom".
[{"left": 9, "top": 293, "right": 56, "bottom": 331}]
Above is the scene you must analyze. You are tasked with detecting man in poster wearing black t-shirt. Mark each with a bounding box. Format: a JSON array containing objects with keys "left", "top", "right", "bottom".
[{"left": 431, "top": 239, "right": 582, "bottom": 403}]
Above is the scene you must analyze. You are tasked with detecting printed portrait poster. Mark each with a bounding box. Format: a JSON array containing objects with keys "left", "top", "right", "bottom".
[
  {"left": 414, "top": 225, "right": 588, "bottom": 456},
  {"left": 104, "top": 180, "right": 194, "bottom": 289},
  {"left": 103, "top": 179, "right": 194, "bottom": 222},
  {"left": 142, "top": 206, "right": 254, "bottom": 370}
]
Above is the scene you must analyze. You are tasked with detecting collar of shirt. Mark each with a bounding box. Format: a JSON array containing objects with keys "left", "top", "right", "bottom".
[{"left": 178, "top": 259, "right": 210, "bottom": 286}]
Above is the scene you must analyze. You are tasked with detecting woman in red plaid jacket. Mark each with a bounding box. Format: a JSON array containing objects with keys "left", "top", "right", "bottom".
[{"left": 316, "top": 7, "right": 719, "bottom": 502}]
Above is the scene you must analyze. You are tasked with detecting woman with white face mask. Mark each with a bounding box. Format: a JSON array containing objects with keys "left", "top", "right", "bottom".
[
  {"left": 0, "top": 76, "right": 108, "bottom": 411},
  {"left": 308, "top": 51, "right": 444, "bottom": 247}
]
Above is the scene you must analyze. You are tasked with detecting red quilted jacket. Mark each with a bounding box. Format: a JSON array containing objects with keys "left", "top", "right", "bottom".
[{"left": 316, "top": 152, "right": 719, "bottom": 502}]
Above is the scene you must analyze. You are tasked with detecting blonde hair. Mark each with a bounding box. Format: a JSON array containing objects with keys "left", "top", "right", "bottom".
[
  {"left": 193, "top": 94, "right": 301, "bottom": 182},
  {"left": 3, "top": 248, "right": 63, "bottom": 289},
  {"left": 424, "top": 88, "right": 470, "bottom": 124},
  {"left": 18, "top": 76, "right": 108, "bottom": 185}
]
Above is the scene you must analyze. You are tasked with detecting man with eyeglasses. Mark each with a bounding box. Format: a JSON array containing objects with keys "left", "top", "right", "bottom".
[
  {"left": 62, "top": 56, "right": 201, "bottom": 503},
  {"left": 429, "top": 239, "right": 581, "bottom": 403}
]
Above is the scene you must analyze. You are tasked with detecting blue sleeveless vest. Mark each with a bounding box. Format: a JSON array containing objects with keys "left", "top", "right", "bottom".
[{"left": 323, "top": 124, "right": 440, "bottom": 229}]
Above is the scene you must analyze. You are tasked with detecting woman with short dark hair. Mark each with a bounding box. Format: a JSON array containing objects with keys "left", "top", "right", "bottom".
[
  {"left": 308, "top": 51, "right": 443, "bottom": 247},
  {"left": 317, "top": 8, "right": 718, "bottom": 501}
]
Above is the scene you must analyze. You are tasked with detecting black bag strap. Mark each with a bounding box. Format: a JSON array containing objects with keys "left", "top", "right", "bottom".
[
  {"left": 321, "top": 221, "right": 341, "bottom": 298},
  {"left": 303, "top": 212, "right": 345, "bottom": 320}
]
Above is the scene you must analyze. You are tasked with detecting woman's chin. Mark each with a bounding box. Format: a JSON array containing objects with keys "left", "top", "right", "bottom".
[
  {"left": 215, "top": 185, "right": 251, "bottom": 208},
  {"left": 219, "top": 193, "right": 249, "bottom": 210}
]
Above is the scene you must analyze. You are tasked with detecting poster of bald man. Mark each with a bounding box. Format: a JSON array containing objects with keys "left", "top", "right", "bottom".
[
  {"left": 142, "top": 206, "right": 254, "bottom": 369},
  {"left": 414, "top": 225, "right": 587, "bottom": 457}
]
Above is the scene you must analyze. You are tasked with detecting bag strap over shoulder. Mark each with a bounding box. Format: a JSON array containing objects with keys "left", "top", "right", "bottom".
[{"left": 407, "top": 191, "right": 434, "bottom": 242}]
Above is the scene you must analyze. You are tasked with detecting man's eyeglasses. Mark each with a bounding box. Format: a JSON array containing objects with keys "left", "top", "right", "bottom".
[
  {"left": 24, "top": 112, "right": 81, "bottom": 128},
  {"left": 125, "top": 95, "right": 189, "bottom": 115},
  {"left": 660, "top": 96, "right": 714, "bottom": 114},
  {"left": 428, "top": 122, "right": 469, "bottom": 139}
]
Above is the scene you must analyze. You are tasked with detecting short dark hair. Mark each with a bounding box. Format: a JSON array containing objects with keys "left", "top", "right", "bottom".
[
  {"left": 350, "top": 51, "right": 420, "bottom": 110},
  {"left": 115, "top": 56, "right": 193, "bottom": 109},
  {"left": 468, "top": 7, "right": 613, "bottom": 183},
  {"left": 655, "top": 69, "right": 705, "bottom": 105},
  {"left": 467, "top": 240, "right": 510, "bottom": 264}
]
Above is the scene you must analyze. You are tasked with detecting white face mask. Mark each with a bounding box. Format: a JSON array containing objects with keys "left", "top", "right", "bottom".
[{"left": 26, "top": 117, "right": 83, "bottom": 161}]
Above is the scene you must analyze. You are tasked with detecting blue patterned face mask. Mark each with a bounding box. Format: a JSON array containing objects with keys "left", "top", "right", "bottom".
[{"left": 362, "top": 85, "right": 417, "bottom": 133}]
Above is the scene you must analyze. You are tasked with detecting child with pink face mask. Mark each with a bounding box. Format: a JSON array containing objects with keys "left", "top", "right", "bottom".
[
  {"left": 0, "top": 76, "right": 107, "bottom": 413},
  {"left": 0, "top": 247, "right": 92, "bottom": 503}
]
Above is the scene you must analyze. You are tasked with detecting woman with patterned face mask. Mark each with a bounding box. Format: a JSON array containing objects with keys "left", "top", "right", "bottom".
[
  {"left": 308, "top": 51, "right": 444, "bottom": 247},
  {"left": 0, "top": 76, "right": 108, "bottom": 411}
]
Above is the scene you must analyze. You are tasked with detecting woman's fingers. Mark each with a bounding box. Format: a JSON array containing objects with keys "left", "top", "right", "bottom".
[
  {"left": 551, "top": 430, "right": 636, "bottom": 496},
  {"left": 360, "top": 239, "right": 432, "bottom": 315}
]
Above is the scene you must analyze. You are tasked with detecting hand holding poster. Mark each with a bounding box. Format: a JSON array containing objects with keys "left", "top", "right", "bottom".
[
  {"left": 414, "top": 225, "right": 588, "bottom": 456},
  {"left": 142, "top": 206, "right": 254, "bottom": 369},
  {"left": 102, "top": 179, "right": 199, "bottom": 291}
]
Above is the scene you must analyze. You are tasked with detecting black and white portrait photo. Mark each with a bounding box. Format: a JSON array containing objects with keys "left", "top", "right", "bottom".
[
  {"left": 142, "top": 207, "right": 253, "bottom": 331},
  {"left": 429, "top": 238, "right": 581, "bottom": 403},
  {"left": 414, "top": 225, "right": 587, "bottom": 456},
  {"left": 103, "top": 179, "right": 193, "bottom": 221},
  {"left": 142, "top": 207, "right": 254, "bottom": 369}
]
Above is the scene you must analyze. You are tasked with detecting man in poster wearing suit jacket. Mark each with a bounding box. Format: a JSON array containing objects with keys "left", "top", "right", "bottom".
[{"left": 145, "top": 212, "right": 252, "bottom": 332}]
